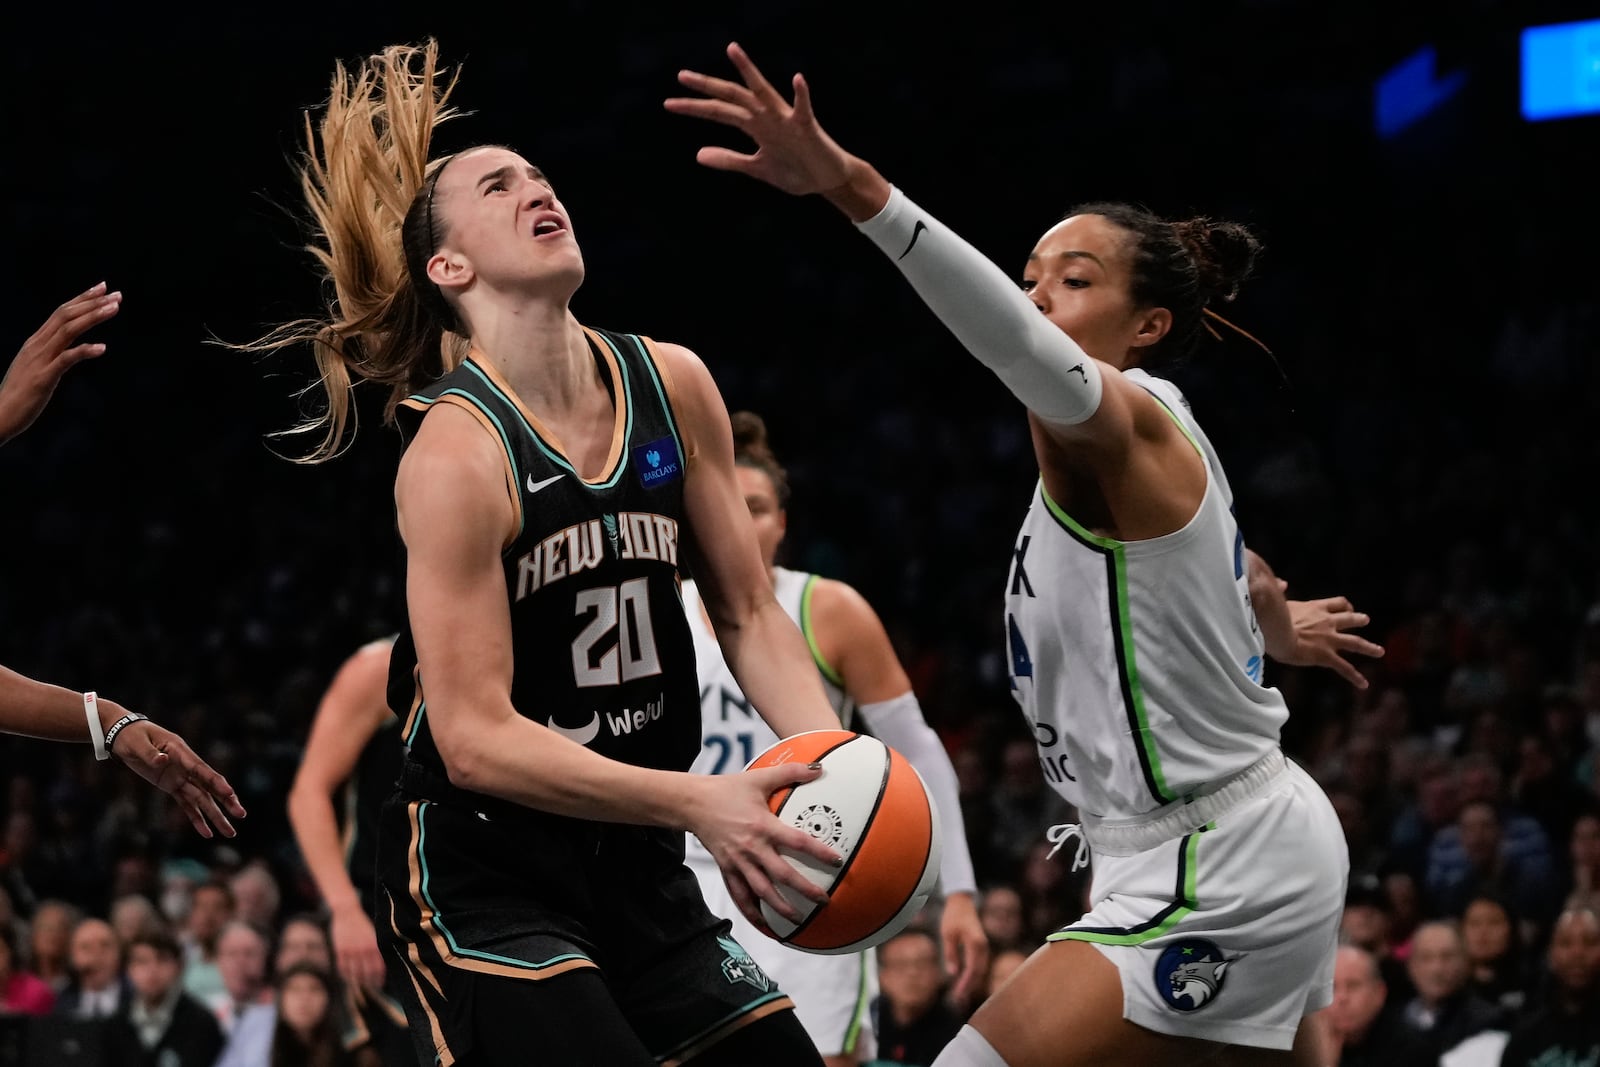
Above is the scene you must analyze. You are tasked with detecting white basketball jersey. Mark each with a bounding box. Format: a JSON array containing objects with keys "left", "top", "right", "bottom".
[
  {"left": 684, "top": 568, "right": 854, "bottom": 861},
  {"left": 1005, "top": 369, "right": 1288, "bottom": 820}
]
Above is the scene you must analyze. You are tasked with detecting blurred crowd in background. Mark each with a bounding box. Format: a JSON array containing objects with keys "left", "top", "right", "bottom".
[{"left": 3, "top": 4, "right": 1598, "bottom": 1065}]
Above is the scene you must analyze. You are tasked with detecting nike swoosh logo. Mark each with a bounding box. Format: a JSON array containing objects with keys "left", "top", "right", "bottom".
[
  {"left": 545, "top": 712, "right": 600, "bottom": 746},
  {"left": 526, "top": 472, "right": 564, "bottom": 494},
  {"left": 898, "top": 219, "right": 927, "bottom": 260}
]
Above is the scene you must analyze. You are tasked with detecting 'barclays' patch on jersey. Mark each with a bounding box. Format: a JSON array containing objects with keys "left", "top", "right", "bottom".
[
  {"left": 1153, "top": 939, "right": 1242, "bottom": 1012},
  {"left": 634, "top": 436, "right": 682, "bottom": 489}
]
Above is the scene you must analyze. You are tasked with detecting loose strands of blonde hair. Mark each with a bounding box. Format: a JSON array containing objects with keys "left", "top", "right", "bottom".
[{"left": 231, "top": 40, "right": 468, "bottom": 462}]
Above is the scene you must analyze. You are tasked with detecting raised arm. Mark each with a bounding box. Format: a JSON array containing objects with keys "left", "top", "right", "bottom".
[
  {"left": 286, "top": 638, "right": 394, "bottom": 992},
  {"left": 807, "top": 577, "right": 989, "bottom": 1003},
  {"left": 665, "top": 44, "right": 1188, "bottom": 472},
  {"left": 657, "top": 342, "right": 842, "bottom": 740},
  {"left": 0, "top": 282, "right": 122, "bottom": 445},
  {"left": 396, "top": 403, "right": 838, "bottom": 923}
]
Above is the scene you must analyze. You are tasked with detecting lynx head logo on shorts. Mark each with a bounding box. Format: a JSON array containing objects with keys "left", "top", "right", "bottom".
[
  {"left": 1154, "top": 939, "right": 1241, "bottom": 1012},
  {"left": 717, "top": 936, "right": 773, "bottom": 993}
]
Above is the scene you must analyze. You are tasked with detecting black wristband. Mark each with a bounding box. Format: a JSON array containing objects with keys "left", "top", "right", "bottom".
[{"left": 102, "top": 712, "right": 151, "bottom": 754}]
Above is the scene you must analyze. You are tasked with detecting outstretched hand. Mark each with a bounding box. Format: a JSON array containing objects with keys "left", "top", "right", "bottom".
[
  {"left": 1281, "top": 593, "right": 1386, "bottom": 689},
  {"left": 111, "top": 719, "right": 247, "bottom": 838},
  {"left": 0, "top": 282, "right": 122, "bottom": 445},
  {"left": 689, "top": 760, "right": 842, "bottom": 934},
  {"left": 665, "top": 42, "right": 857, "bottom": 197}
]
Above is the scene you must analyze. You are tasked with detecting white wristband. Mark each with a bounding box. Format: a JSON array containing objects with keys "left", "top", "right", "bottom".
[{"left": 84, "top": 692, "right": 109, "bottom": 761}]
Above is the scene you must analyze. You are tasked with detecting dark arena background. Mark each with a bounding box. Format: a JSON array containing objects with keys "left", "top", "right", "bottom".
[{"left": 2, "top": 1, "right": 1598, "bottom": 1063}]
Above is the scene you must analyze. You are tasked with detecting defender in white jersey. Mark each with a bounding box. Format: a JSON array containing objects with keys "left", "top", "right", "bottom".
[
  {"left": 684, "top": 411, "right": 987, "bottom": 1067},
  {"left": 668, "top": 43, "right": 1384, "bottom": 1067}
]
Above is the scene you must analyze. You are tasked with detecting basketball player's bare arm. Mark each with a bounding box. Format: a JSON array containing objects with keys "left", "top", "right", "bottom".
[
  {"left": 655, "top": 342, "right": 841, "bottom": 740},
  {"left": 0, "top": 282, "right": 122, "bottom": 446},
  {"left": 287, "top": 638, "right": 393, "bottom": 992},
  {"left": 1245, "top": 549, "right": 1384, "bottom": 689},
  {"left": 0, "top": 665, "right": 245, "bottom": 836},
  {"left": 809, "top": 578, "right": 991, "bottom": 1003},
  {"left": 397, "top": 406, "right": 839, "bottom": 923}
]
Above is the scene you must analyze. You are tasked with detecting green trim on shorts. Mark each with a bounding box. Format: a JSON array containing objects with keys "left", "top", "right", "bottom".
[{"left": 1047, "top": 829, "right": 1204, "bottom": 946}]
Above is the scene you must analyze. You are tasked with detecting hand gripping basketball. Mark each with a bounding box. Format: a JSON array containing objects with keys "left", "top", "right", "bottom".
[{"left": 746, "top": 730, "right": 942, "bottom": 955}]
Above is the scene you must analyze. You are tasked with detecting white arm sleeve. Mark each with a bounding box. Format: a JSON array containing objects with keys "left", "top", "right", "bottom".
[
  {"left": 858, "top": 692, "right": 977, "bottom": 897},
  {"left": 855, "top": 185, "right": 1104, "bottom": 426}
]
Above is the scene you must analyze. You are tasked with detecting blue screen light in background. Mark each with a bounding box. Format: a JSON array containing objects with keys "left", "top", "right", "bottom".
[
  {"left": 1375, "top": 45, "right": 1467, "bottom": 139},
  {"left": 1522, "top": 18, "right": 1600, "bottom": 121}
]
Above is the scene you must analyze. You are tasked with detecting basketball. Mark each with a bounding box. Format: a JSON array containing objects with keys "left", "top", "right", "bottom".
[{"left": 745, "top": 729, "right": 942, "bottom": 955}]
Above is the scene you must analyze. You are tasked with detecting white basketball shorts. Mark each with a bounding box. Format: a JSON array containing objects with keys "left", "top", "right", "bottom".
[{"left": 1049, "top": 750, "right": 1347, "bottom": 1051}]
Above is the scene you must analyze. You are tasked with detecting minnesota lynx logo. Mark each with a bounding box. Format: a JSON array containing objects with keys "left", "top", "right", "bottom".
[
  {"left": 718, "top": 936, "right": 773, "bottom": 993},
  {"left": 1153, "top": 939, "right": 1241, "bottom": 1012}
]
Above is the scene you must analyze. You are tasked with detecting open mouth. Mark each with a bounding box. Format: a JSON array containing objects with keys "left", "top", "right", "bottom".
[{"left": 533, "top": 217, "right": 566, "bottom": 237}]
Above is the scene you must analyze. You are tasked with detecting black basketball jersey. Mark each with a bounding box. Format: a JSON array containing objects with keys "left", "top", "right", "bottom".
[{"left": 386, "top": 327, "right": 701, "bottom": 794}]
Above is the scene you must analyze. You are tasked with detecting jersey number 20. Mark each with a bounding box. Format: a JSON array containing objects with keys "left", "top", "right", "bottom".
[{"left": 571, "top": 578, "right": 662, "bottom": 687}]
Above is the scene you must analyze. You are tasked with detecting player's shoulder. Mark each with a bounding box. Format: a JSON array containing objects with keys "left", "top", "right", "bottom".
[{"left": 802, "top": 573, "right": 883, "bottom": 633}]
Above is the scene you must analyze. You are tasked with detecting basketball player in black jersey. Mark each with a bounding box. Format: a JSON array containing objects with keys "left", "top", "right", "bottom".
[
  {"left": 2, "top": 281, "right": 244, "bottom": 838},
  {"left": 243, "top": 42, "right": 846, "bottom": 1066},
  {"left": 288, "top": 636, "right": 412, "bottom": 1063}
]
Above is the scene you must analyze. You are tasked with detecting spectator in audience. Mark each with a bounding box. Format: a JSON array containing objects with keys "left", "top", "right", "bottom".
[
  {"left": 1389, "top": 758, "right": 1463, "bottom": 880},
  {"left": 1569, "top": 809, "right": 1600, "bottom": 896},
  {"left": 0, "top": 918, "right": 54, "bottom": 1014},
  {"left": 230, "top": 862, "right": 282, "bottom": 934},
  {"left": 1497, "top": 905, "right": 1600, "bottom": 1067},
  {"left": 1458, "top": 892, "right": 1530, "bottom": 1016},
  {"left": 1342, "top": 876, "right": 1414, "bottom": 1004},
  {"left": 871, "top": 926, "right": 963, "bottom": 1066},
  {"left": 210, "top": 919, "right": 273, "bottom": 1034},
  {"left": 1511, "top": 731, "right": 1591, "bottom": 849},
  {"left": 1427, "top": 799, "right": 1562, "bottom": 929},
  {"left": 1397, "top": 919, "right": 1503, "bottom": 1059},
  {"left": 216, "top": 917, "right": 349, "bottom": 1067},
  {"left": 109, "top": 893, "right": 162, "bottom": 946},
  {"left": 269, "top": 961, "right": 377, "bottom": 1067},
  {"left": 976, "top": 885, "right": 1026, "bottom": 955},
  {"left": 1325, "top": 944, "right": 1430, "bottom": 1066},
  {"left": 179, "top": 877, "right": 233, "bottom": 1004},
  {"left": 53, "top": 916, "right": 131, "bottom": 1020},
  {"left": 272, "top": 914, "right": 333, "bottom": 977},
  {"left": 26, "top": 896, "right": 80, "bottom": 994},
  {"left": 109, "top": 926, "right": 224, "bottom": 1067}
]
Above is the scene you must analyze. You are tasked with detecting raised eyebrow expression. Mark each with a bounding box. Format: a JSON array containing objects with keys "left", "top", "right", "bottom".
[{"left": 476, "top": 163, "right": 550, "bottom": 193}]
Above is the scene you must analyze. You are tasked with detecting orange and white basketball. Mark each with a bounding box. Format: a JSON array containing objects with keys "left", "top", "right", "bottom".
[{"left": 746, "top": 729, "right": 942, "bottom": 955}]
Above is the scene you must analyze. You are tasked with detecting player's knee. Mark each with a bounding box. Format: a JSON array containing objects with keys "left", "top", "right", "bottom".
[{"left": 931, "top": 1025, "right": 1010, "bottom": 1067}]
